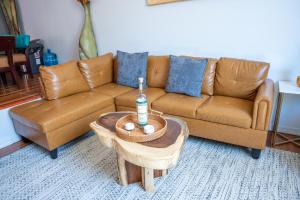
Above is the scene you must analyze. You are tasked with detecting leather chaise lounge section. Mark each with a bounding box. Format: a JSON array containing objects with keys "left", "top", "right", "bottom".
[{"left": 9, "top": 53, "right": 274, "bottom": 159}]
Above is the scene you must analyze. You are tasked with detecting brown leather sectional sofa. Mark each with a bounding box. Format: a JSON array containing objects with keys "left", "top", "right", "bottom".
[{"left": 9, "top": 53, "right": 274, "bottom": 159}]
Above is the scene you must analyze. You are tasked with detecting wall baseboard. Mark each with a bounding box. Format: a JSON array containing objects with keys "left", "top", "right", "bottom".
[
  {"left": 0, "top": 136, "right": 22, "bottom": 150},
  {"left": 278, "top": 126, "right": 300, "bottom": 136}
]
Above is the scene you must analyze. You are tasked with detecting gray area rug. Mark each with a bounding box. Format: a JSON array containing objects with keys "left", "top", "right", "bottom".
[{"left": 0, "top": 132, "right": 299, "bottom": 200}]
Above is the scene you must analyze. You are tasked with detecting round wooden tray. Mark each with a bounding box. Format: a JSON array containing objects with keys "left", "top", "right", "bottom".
[{"left": 115, "top": 113, "right": 167, "bottom": 142}]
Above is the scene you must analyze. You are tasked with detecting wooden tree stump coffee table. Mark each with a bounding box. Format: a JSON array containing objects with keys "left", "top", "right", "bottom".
[{"left": 90, "top": 112, "right": 189, "bottom": 192}]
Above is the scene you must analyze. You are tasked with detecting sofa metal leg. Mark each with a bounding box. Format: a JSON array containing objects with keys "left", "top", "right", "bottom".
[
  {"left": 50, "top": 149, "right": 58, "bottom": 159},
  {"left": 251, "top": 149, "right": 261, "bottom": 159}
]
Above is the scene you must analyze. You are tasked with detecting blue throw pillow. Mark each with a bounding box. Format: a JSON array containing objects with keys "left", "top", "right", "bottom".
[
  {"left": 117, "top": 50, "right": 148, "bottom": 88},
  {"left": 166, "top": 55, "right": 208, "bottom": 97}
]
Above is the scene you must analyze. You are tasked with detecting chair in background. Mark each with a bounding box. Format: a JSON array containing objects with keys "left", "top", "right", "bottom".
[{"left": 0, "top": 36, "right": 32, "bottom": 88}]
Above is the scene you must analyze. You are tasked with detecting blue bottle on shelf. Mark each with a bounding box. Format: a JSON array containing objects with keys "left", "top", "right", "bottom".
[{"left": 43, "top": 49, "right": 58, "bottom": 66}]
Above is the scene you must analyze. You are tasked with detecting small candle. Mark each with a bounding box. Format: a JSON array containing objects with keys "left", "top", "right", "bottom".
[
  {"left": 124, "top": 123, "right": 135, "bottom": 131},
  {"left": 144, "top": 125, "right": 155, "bottom": 134}
]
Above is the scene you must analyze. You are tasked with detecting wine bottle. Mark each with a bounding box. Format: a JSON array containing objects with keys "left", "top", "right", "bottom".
[{"left": 136, "top": 77, "right": 148, "bottom": 127}]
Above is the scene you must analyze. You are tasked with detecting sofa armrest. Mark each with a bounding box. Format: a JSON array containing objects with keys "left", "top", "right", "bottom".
[{"left": 252, "top": 79, "right": 274, "bottom": 130}]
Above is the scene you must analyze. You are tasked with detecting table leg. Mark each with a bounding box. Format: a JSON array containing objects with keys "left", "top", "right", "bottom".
[
  {"left": 272, "top": 92, "right": 300, "bottom": 147},
  {"left": 141, "top": 167, "right": 145, "bottom": 187},
  {"left": 275, "top": 133, "right": 300, "bottom": 147},
  {"left": 117, "top": 155, "right": 128, "bottom": 186},
  {"left": 142, "top": 167, "right": 155, "bottom": 192},
  {"left": 162, "top": 169, "right": 168, "bottom": 176},
  {"left": 272, "top": 92, "right": 284, "bottom": 146}
]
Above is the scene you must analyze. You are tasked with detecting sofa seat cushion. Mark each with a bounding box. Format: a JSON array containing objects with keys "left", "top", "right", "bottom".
[
  {"left": 152, "top": 93, "right": 209, "bottom": 118},
  {"left": 10, "top": 92, "right": 113, "bottom": 133},
  {"left": 196, "top": 96, "right": 253, "bottom": 129},
  {"left": 115, "top": 87, "right": 165, "bottom": 109},
  {"left": 92, "top": 83, "right": 134, "bottom": 97}
]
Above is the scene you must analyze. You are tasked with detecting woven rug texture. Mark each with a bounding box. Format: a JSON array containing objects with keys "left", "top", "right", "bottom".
[{"left": 0, "top": 132, "right": 299, "bottom": 200}]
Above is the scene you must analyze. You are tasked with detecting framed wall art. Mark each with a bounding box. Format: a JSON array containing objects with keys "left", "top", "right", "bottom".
[{"left": 147, "top": 0, "right": 184, "bottom": 6}]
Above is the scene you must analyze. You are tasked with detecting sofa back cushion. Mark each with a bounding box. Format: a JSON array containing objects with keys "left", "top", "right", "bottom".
[
  {"left": 143, "top": 55, "right": 217, "bottom": 95},
  {"left": 186, "top": 57, "right": 217, "bottom": 96},
  {"left": 40, "top": 60, "right": 90, "bottom": 100},
  {"left": 147, "top": 55, "right": 170, "bottom": 88},
  {"left": 114, "top": 55, "right": 169, "bottom": 88},
  {"left": 214, "top": 57, "right": 270, "bottom": 100},
  {"left": 113, "top": 57, "right": 118, "bottom": 82},
  {"left": 78, "top": 53, "right": 113, "bottom": 89}
]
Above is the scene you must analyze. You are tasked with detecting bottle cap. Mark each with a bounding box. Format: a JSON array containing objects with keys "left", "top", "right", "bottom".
[{"left": 138, "top": 77, "right": 144, "bottom": 83}]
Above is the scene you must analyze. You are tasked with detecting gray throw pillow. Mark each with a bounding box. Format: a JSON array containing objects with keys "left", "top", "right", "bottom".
[
  {"left": 166, "top": 55, "right": 208, "bottom": 97},
  {"left": 117, "top": 50, "right": 148, "bottom": 88}
]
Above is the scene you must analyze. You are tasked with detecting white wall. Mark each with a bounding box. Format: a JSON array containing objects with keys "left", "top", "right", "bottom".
[
  {"left": 18, "top": 0, "right": 82, "bottom": 64},
  {"left": 0, "top": 99, "right": 41, "bottom": 149},
  {"left": 0, "top": 11, "right": 8, "bottom": 34},
  {"left": 0, "top": 107, "right": 21, "bottom": 149},
  {"left": 18, "top": 0, "right": 300, "bottom": 134}
]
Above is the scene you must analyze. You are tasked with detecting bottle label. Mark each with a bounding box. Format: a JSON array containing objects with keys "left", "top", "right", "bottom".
[{"left": 137, "top": 100, "right": 148, "bottom": 126}]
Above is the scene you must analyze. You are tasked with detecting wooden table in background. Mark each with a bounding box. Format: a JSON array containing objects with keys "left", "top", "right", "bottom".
[
  {"left": 90, "top": 112, "right": 189, "bottom": 192},
  {"left": 272, "top": 81, "right": 300, "bottom": 147}
]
